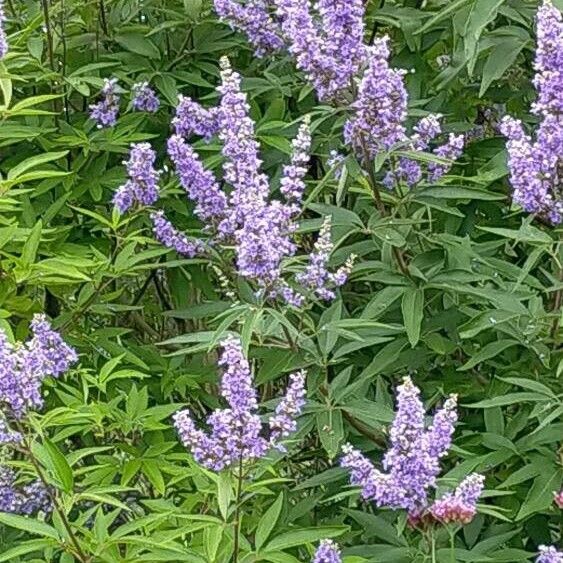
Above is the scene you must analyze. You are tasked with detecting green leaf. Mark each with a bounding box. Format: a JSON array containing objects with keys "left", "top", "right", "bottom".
[
  {"left": 44, "top": 438, "right": 74, "bottom": 493},
  {"left": 115, "top": 34, "right": 161, "bottom": 59},
  {"left": 465, "top": 392, "right": 551, "bottom": 409},
  {"left": 255, "top": 492, "right": 284, "bottom": 551},
  {"left": 21, "top": 220, "right": 42, "bottom": 268},
  {"left": 316, "top": 409, "right": 344, "bottom": 459},
  {"left": 401, "top": 287, "right": 424, "bottom": 348},
  {"left": 516, "top": 469, "right": 563, "bottom": 520},
  {"left": 264, "top": 526, "right": 347, "bottom": 552},
  {"left": 458, "top": 339, "right": 519, "bottom": 371},
  {"left": 0, "top": 512, "right": 60, "bottom": 540},
  {"left": 0, "top": 539, "right": 56, "bottom": 561}
]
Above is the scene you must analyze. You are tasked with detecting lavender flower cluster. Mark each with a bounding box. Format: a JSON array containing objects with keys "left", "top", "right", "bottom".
[
  {"left": 90, "top": 80, "right": 160, "bottom": 128},
  {"left": 89, "top": 78, "right": 120, "bottom": 129},
  {"left": 214, "top": 0, "right": 284, "bottom": 57},
  {"left": 297, "top": 216, "right": 355, "bottom": 301},
  {"left": 345, "top": 37, "right": 464, "bottom": 186},
  {"left": 149, "top": 57, "right": 353, "bottom": 305},
  {"left": 275, "top": 0, "right": 367, "bottom": 101},
  {"left": 313, "top": 539, "right": 341, "bottom": 563},
  {"left": 214, "top": 0, "right": 366, "bottom": 101},
  {"left": 132, "top": 82, "right": 160, "bottom": 113},
  {"left": 173, "top": 336, "right": 306, "bottom": 471},
  {"left": 113, "top": 143, "right": 161, "bottom": 213},
  {"left": 0, "top": 0, "right": 7, "bottom": 59},
  {"left": 537, "top": 546, "right": 563, "bottom": 563},
  {"left": 0, "top": 314, "right": 77, "bottom": 423},
  {"left": 500, "top": 0, "right": 563, "bottom": 225},
  {"left": 341, "top": 377, "right": 484, "bottom": 524},
  {"left": 213, "top": 1, "right": 464, "bottom": 185},
  {"left": 0, "top": 466, "right": 51, "bottom": 515},
  {"left": 0, "top": 317, "right": 75, "bottom": 515}
]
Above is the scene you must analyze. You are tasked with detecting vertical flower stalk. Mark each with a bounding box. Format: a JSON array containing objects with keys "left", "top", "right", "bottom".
[
  {"left": 89, "top": 78, "right": 120, "bottom": 128},
  {"left": 340, "top": 377, "right": 482, "bottom": 524},
  {"left": 313, "top": 539, "right": 342, "bottom": 563},
  {"left": 131, "top": 82, "right": 160, "bottom": 113},
  {"left": 173, "top": 336, "right": 306, "bottom": 471},
  {"left": 113, "top": 143, "right": 160, "bottom": 213},
  {"left": 296, "top": 216, "right": 355, "bottom": 301},
  {"left": 0, "top": 0, "right": 8, "bottom": 59},
  {"left": 274, "top": 0, "right": 366, "bottom": 101},
  {"left": 344, "top": 37, "right": 408, "bottom": 160},
  {"left": 214, "top": 0, "right": 284, "bottom": 57},
  {"left": 500, "top": 0, "right": 563, "bottom": 224},
  {"left": 537, "top": 546, "right": 563, "bottom": 563}
]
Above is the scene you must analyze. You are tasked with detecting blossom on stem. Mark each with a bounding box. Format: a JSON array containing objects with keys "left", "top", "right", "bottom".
[
  {"left": 217, "top": 56, "right": 270, "bottom": 234},
  {"left": 0, "top": 315, "right": 77, "bottom": 419},
  {"left": 269, "top": 371, "right": 306, "bottom": 445},
  {"left": 554, "top": 489, "right": 563, "bottom": 508},
  {"left": 214, "top": 0, "right": 284, "bottom": 57},
  {"left": 428, "top": 133, "right": 465, "bottom": 182},
  {"left": 172, "top": 95, "right": 221, "bottom": 140},
  {"left": 341, "top": 377, "right": 480, "bottom": 521},
  {"left": 150, "top": 211, "right": 203, "bottom": 257},
  {"left": 500, "top": 0, "right": 563, "bottom": 225},
  {"left": 132, "top": 82, "right": 160, "bottom": 113},
  {"left": 274, "top": 0, "right": 366, "bottom": 101},
  {"left": 167, "top": 134, "right": 228, "bottom": 224},
  {"left": 430, "top": 473, "right": 485, "bottom": 524},
  {"left": 113, "top": 143, "right": 160, "bottom": 213},
  {"left": 173, "top": 336, "right": 306, "bottom": 471},
  {"left": 0, "top": 0, "right": 8, "bottom": 59},
  {"left": 89, "top": 78, "right": 120, "bottom": 128},
  {"left": 344, "top": 37, "right": 408, "bottom": 160},
  {"left": 313, "top": 539, "right": 342, "bottom": 563},
  {"left": 0, "top": 467, "right": 52, "bottom": 515},
  {"left": 280, "top": 117, "right": 312, "bottom": 205},
  {"left": 537, "top": 546, "right": 563, "bottom": 563},
  {"left": 296, "top": 216, "right": 355, "bottom": 300}
]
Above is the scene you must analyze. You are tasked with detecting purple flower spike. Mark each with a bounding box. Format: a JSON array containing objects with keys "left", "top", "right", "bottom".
[
  {"left": 113, "top": 143, "right": 160, "bottom": 213},
  {"left": 269, "top": 370, "right": 306, "bottom": 446},
  {"left": 174, "top": 336, "right": 306, "bottom": 471},
  {"left": 0, "top": 315, "right": 77, "bottom": 419},
  {"left": 341, "top": 377, "right": 474, "bottom": 521},
  {"left": 537, "top": 546, "right": 563, "bottom": 563},
  {"left": 173, "top": 95, "right": 221, "bottom": 140},
  {"left": 313, "top": 539, "right": 342, "bottom": 563},
  {"left": 280, "top": 117, "right": 312, "bottom": 205},
  {"left": 500, "top": 0, "right": 563, "bottom": 225},
  {"left": 274, "top": 0, "right": 366, "bottom": 101},
  {"left": 428, "top": 133, "right": 465, "bottom": 182},
  {"left": 150, "top": 211, "right": 204, "bottom": 257},
  {"left": 297, "top": 216, "right": 355, "bottom": 301},
  {"left": 344, "top": 37, "right": 408, "bottom": 160},
  {"left": 89, "top": 78, "right": 120, "bottom": 128},
  {"left": 132, "top": 82, "right": 160, "bottom": 113},
  {"left": 430, "top": 473, "right": 485, "bottom": 524},
  {"left": 0, "top": 0, "right": 8, "bottom": 59},
  {"left": 0, "top": 467, "right": 50, "bottom": 515},
  {"left": 214, "top": 0, "right": 284, "bottom": 57},
  {"left": 167, "top": 134, "right": 228, "bottom": 224}
]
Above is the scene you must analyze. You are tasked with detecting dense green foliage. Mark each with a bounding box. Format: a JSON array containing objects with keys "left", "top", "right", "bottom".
[{"left": 0, "top": 0, "right": 562, "bottom": 561}]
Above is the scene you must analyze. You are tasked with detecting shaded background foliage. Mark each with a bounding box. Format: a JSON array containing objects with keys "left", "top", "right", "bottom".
[{"left": 0, "top": 0, "right": 562, "bottom": 561}]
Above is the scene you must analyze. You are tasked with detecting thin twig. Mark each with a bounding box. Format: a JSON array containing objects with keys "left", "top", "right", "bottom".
[{"left": 14, "top": 422, "right": 90, "bottom": 563}]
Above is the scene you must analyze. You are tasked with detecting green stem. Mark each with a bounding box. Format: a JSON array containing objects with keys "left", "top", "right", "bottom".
[
  {"left": 14, "top": 421, "right": 90, "bottom": 563},
  {"left": 232, "top": 457, "right": 244, "bottom": 563},
  {"left": 39, "top": 0, "right": 60, "bottom": 123}
]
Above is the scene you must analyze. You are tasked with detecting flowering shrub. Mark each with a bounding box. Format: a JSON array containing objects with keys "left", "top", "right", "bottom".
[{"left": 0, "top": 0, "right": 561, "bottom": 561}]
